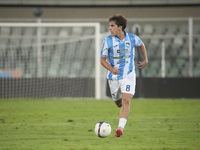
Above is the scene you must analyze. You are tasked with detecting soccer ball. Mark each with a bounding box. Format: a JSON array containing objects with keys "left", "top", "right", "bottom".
[{"left": 95, "top": 121, "right": 111, "bottom": 138}]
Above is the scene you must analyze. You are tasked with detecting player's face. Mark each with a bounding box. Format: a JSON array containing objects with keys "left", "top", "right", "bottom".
[{"left": 109, "top": 21, "right": 121, "bottom": 36}]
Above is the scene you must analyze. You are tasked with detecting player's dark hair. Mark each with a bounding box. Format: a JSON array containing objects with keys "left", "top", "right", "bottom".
[{"left": 109, "top": 14, "right": 127, "bottom": 31}]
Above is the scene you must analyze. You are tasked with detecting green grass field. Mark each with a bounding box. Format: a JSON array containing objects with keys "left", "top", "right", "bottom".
[{"left": 0, "top": 98, "right": 199, "bottom": 150}]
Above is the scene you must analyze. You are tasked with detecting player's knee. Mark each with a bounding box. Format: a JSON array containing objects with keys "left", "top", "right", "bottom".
[{"left": 122, "top": 97, "right": 131, "bottom": 106}]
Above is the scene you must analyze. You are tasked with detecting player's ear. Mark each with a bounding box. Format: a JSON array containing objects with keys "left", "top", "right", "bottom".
[{"left": 118, "top": 25, "right": 122, "bottom": 31}]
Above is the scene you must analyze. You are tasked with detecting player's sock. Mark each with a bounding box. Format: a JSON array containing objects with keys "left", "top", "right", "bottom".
[{"left": 118, "top": 118, "right": 127, "bottom": 130}]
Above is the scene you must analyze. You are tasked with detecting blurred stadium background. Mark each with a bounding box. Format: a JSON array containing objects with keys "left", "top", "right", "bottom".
[{"left": 0, "top": 0, "right": 200, "bottom": 99}]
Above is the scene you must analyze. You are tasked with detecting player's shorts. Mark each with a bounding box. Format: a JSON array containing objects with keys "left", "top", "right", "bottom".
[{"left": 108, "top": 72, "right": 136, "bottom": 101}]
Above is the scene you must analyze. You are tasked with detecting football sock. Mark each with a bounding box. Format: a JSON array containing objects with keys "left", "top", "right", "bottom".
[{"left": 118, "top": 118, "right": 127, "bottom": 131}]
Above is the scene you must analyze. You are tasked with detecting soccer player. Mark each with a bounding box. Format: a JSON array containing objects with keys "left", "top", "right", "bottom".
[{"left": 101, "top": 14, "right": 148, "bottom": 137}]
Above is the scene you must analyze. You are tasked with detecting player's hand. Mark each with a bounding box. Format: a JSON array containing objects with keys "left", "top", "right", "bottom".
[
  {"left": 111, "top": 68, "right": 120, "bottom": 75},
  {"left": 137, "top": 60, "right": 148, "bottom": 68}
]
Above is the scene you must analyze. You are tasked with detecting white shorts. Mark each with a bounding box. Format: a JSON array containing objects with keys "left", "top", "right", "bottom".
[{"left": 108, "top": 72, "right": 136, "bottom": 101}]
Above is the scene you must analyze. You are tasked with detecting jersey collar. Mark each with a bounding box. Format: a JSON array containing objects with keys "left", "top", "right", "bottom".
[{"left": 114, "top": 31, "right": 128, "bottom": 42}]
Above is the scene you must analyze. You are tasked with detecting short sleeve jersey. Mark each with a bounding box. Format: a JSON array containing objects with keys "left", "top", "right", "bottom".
[{"left": 101, "top": 31, "right": 142, "bottom": 80}]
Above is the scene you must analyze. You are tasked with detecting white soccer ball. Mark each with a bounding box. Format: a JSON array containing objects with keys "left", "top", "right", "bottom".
[{"left": 95, "top": 121, "right": 111, "bottom": 138}]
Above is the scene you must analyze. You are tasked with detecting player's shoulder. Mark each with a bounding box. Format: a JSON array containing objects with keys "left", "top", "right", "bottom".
[
  {"left": 128, "top": 33, "right": 141, "bottom": 41},
  {"left": 105, "top": 35, "right": 113, "bottom": 40},
  {"left": 126, "top": 32, "right": 137, "bottom": 41},
  {"left": 127, "top": 32, "right": 137, "bottom": 38}
]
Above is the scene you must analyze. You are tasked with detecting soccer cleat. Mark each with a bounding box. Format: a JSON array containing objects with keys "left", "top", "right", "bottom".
[{"left": 115, "top": 128, "right": 123, "bottom": 137}]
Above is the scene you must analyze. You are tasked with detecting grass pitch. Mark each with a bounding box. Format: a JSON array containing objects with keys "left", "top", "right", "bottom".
[{"left": 0, "top": 98, "right": 199, "bottom": 150}]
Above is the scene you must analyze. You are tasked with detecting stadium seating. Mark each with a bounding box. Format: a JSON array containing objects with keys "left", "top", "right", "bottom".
[{"left": 0, "top": 19, "right": 200, "bottom": 78}]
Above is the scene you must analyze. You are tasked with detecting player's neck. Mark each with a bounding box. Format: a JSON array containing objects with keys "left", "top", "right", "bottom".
[{"left": 117, "top": 31, "right": 125, "bottom": 41}]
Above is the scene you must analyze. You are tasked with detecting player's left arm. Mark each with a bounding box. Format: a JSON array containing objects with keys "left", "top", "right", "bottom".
[{"left": 137, "top": 41, "right": 148, "bottom": 68}]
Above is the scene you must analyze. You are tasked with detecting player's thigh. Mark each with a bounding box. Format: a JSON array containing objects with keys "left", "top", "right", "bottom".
[{"left": 108, "top": 79, "right": 122, "bottom": 101}]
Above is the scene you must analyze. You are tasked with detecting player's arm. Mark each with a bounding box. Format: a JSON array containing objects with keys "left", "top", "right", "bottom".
[
  {"left": 137, "top": 41, "right": 148, "bottom": 68},
  {"left": 101, "top": 56, "right": 120, "bottom": 75}
]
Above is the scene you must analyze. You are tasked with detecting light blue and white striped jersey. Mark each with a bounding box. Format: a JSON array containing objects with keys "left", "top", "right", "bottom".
[{"left": 101, "top": 31, "right": 142, "bottom": 80}]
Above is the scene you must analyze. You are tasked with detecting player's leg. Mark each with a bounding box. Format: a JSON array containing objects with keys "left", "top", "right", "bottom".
[
  {"left": 114, "top": 99, "right": 122, "bottom": 107},
  {"left": 120, "top": 93, "right": 133, "bottom": 119},
  {"left": 115, "top": 73, "right": 136, "bottom": 137},
  {"left": 108, "top": 79, "right": 122, "bottom": 107},
  {"left": 115, "top": 93, "right": 133, "bottom": 137}
]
